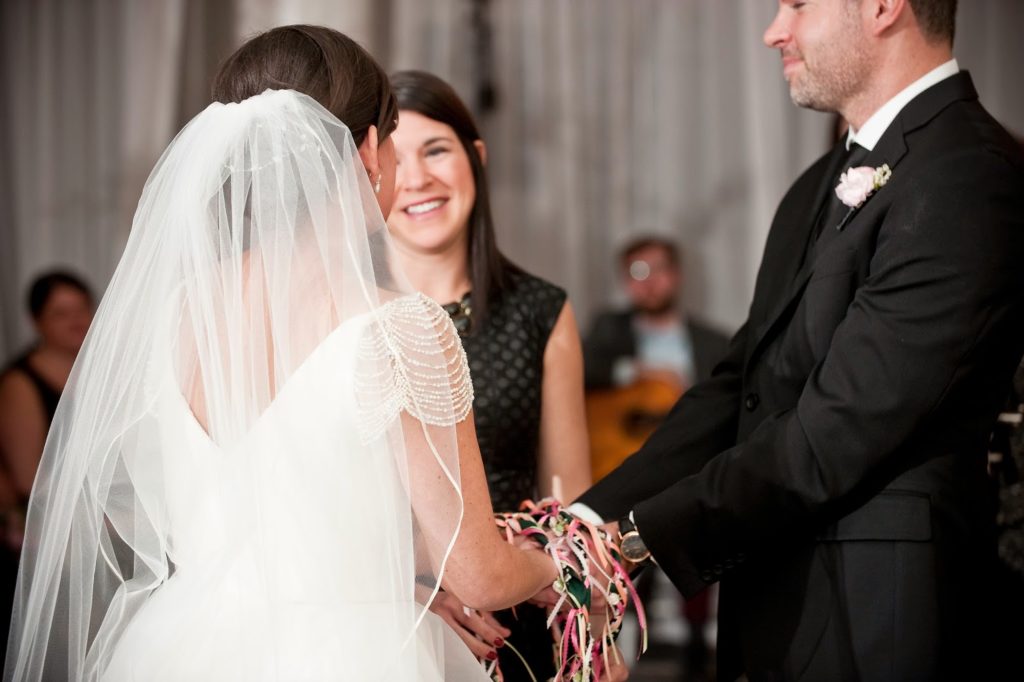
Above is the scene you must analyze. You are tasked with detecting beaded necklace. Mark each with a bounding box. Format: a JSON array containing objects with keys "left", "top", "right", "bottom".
[{"left": 441, "top": 291, "right": 473, "bottom": 336}]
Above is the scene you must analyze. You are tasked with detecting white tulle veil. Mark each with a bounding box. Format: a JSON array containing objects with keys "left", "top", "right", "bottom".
[{"left": 4, "top": 89, "right": 469, "bottom": 680}]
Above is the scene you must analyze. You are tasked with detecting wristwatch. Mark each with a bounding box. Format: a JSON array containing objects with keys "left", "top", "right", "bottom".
[{"left": 617, "top": 513, "right": 652, "bottom": 565}]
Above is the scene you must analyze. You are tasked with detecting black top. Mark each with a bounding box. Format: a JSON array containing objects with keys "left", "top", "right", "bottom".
[
  {"left": 451, "top": 270, "right": 565, "bottom": 682},
  {"left": 0, "top": 352, "right": 61, "bottom": 508},
  {"left": 4, "top": 353, "right": 61, "bottom": 424},
  {"left": 457, "top": 270, "right": 566, "bottom": 512}
]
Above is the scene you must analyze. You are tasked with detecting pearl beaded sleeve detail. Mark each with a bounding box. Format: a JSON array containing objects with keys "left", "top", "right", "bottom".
[{"left": 354, "top": 293, "right": 474, "bottom": 442}]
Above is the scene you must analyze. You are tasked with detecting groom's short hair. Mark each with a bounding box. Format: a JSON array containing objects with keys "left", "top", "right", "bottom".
[{"left": 907, "top": 0, "right": 957, "bottom": 44}]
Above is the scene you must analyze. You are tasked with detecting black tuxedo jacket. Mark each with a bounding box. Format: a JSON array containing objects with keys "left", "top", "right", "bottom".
[
  {"left": 582, "top": 311, "right": 729, "bottom": 389},
  {"left": 580, "top": 73, "right": 1024, "bottom": 680}
]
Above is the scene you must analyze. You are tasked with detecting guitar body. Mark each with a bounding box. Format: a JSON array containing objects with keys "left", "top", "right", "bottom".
[{"left": 586, "top": 376, "right": 684, "bottom": 481}]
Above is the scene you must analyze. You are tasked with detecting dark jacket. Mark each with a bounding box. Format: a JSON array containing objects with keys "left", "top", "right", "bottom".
[{"left": 582, "top": 311, "right": 729, "bottom": 390}]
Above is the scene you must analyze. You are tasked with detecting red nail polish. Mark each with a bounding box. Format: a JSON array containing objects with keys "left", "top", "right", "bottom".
[
  {"left": 486, "top": 651, "right": 497, "bottom": 661},
  {"left": 494, "top": 637, "right": 504, "bottom": 647}
]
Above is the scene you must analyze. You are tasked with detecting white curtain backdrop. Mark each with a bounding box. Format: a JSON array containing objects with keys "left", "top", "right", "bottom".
[
  {"left": 3, "top": 0, "right": 1023, "bottom": 359},
  {"left": 1, "top": 0, "right": 200, "bottom": 355}
]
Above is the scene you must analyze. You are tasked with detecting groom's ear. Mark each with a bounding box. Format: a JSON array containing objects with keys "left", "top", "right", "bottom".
[
  {"left": 358, "top": 125, "right": 381, "bottom": 179},
  {"left": 864, "top": 0, "right": 909, "bottom": 38}
]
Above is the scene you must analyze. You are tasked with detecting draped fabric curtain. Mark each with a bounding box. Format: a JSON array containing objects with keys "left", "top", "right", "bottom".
[
  {"left": 0, "top": 0, "right": 235, "bottom": 356},
  {"left": 3, "top": 0, "right": 1023, "bottom": 358}
]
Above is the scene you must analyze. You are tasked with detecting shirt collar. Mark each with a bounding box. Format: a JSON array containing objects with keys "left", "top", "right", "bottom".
[{"left": 846, "top": 59, "right": 959, "bottom": 151}]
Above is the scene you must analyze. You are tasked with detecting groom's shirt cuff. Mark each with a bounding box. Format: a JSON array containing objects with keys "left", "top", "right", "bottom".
[{"left": 568, "top": 502, "right": 604, "bottom": 525}]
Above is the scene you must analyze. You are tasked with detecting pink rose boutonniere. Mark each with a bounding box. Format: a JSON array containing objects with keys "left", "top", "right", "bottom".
[{"left": 835, "top": 163, "right": 892, "bottom": 208}]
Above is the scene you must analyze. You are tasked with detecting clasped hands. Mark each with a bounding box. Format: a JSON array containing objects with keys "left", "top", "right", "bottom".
[{"left": 429, "top": 517, "right": 632, "bottom": 681}]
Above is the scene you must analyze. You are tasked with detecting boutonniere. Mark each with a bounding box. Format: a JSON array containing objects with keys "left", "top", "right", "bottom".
[{"left": 835, "top": 163, "right": 892, "bottom": 209}]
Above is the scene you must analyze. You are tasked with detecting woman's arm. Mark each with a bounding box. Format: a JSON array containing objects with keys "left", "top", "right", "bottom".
[
  {"left": 383, "top": 296, "right": 559, "bottom": 612},
  {"left": 537, "top": 302, "right": 592, "bottom": 502},
  {"left": 0, "top": 371, "right": 48, "bottom": 497},
  {"left": 403, "top": 411, "right": 557, "bottom": 612}
]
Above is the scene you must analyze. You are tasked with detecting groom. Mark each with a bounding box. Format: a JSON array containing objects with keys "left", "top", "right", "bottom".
[{"left": 570, "top": 0, "right": 1024, "bottom": 679}]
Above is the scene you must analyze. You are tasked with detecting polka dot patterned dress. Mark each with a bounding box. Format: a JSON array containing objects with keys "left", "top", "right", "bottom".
[
  {"left": 451, "top": 269, "right": 566, "bottom": 681},
  {"left": 458, "top": 270, "right": 566, "bottom": 512}
]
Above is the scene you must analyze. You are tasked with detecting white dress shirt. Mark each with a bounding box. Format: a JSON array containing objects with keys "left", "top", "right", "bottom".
[{"left": 847, "top": 59, "right": 959, "bottom": 151}]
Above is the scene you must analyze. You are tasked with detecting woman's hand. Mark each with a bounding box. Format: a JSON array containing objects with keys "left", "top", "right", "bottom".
[
  {"left": 428, "top": 591, "right": 511, "bottom": 661},
  {"left": 597, "top": 645, "right": 630, "bottom": 681}
]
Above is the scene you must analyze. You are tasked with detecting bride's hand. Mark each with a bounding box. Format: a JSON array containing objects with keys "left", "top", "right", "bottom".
[
  {"left": 428, "top": 591, "right": 511, "bottom": 662},
  {"left": 597, "top": 644, "right": 630, "bottom": 682}
]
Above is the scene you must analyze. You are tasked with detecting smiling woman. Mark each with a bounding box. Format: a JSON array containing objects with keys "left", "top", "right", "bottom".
[
  {"left": 387, "top": 70, "right": 595, "bottom": 681},
  {"left": 388, "top": 110, "right": 481, "bottom": 261}
]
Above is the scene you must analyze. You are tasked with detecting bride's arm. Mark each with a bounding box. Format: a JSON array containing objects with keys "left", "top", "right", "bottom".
[
  {"left": 368, "top": 294, "right": 557, "bottom": 612},
  {"left": 402, "top": 410, "right": 557, "bottom": 612}
]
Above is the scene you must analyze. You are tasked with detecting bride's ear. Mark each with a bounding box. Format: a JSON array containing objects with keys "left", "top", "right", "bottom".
[{"left": 357, "top": 125, "right": 381, "bottom": 181}]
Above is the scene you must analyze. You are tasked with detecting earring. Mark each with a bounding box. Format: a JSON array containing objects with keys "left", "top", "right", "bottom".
[{"left": 374, "top": 174, "right": 382, "bottom": 194}]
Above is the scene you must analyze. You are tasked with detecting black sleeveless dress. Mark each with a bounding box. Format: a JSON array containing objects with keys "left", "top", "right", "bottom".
[
  {"left": 454, "top": 270, "right": 567, "bottom": 681},
  {"left": 0, "top": 351, "right": 62, "bottom": 662},
  {"left": 0, "top": 351, "right": 61, "bottom": 508},
  {"left": 4, "top": 353, "right": 62, "bottom": 425}
]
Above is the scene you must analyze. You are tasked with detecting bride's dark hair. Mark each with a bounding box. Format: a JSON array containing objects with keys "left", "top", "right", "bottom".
[{"left": 212, "top": 25, "right": 397, "bottom": 146}]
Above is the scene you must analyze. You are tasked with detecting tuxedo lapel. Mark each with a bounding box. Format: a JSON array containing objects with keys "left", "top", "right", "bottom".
[
  {"left": 822, "top": 133, "right": 906, "bottom": 240},
  {"left": 815, "top": 73, "right": 977, "bottom": 249},
  {"left": 806, "top": 144, "right": 859, "bottom": 246},
  {"left": 749, "top": 144, "right": 848, "bottom": 316},
  {"left": 746, "top": 72, "right": 980, "bottom": 367},
  {"left": 745, "top": 145, "right": 848, "bottom": 361}
]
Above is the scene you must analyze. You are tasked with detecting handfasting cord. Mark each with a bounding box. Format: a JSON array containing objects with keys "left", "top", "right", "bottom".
[{"left": 491, "top": 498, "right": 648, "bottom": 681}]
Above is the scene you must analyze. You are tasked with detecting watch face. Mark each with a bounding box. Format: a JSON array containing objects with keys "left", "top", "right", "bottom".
[{"left": 620, "top": 533, "right": 649, "bottom": 562}]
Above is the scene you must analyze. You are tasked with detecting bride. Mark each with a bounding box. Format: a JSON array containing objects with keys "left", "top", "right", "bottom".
[{"left": 3, "top": 26, "right": 559, "bottom": 681}]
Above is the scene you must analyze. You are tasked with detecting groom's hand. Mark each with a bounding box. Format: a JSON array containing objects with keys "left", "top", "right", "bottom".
[
  {"left": 598, "top": 645, "right": 631, "bottom": 681},
  {"left": 428, "top": 591, "right": 511, "bottom": 662}
]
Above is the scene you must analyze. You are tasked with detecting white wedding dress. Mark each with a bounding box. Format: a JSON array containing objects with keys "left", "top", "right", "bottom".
[
  {"left": 102, "top": 298, "right": 488, "bottom": 681},
  {"left": 5, "top": 91, "right": 490, "bottom": 682}
]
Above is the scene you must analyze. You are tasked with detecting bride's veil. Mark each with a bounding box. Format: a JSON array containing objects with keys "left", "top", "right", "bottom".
[{"left": 4, "top": 90, "right": 468, "bottom": 680}]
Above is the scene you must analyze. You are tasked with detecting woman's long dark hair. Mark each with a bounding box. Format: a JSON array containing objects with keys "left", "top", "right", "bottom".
[{"left": 390, "top": 70, "right": 518, "bottom": 328}]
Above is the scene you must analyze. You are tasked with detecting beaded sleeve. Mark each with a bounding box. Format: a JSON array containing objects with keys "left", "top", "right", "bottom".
[{"left": 355, "top": 293, "right": 474, "bottom": 442}]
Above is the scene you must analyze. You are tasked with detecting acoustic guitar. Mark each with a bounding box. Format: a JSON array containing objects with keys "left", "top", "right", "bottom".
[{"left": 586, "top": 374, "right": 684, "bottom": 482}]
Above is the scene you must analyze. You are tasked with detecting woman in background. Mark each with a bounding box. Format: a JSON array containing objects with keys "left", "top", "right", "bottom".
[
  {"left": 0, "top": 271, "right": 93, "bottom": 665},
  {"left": 0, "top": 271, "right": 93, "bottom": 528},
  {"left": 388, "top": 70, "right": 592, "bottom": 680}
]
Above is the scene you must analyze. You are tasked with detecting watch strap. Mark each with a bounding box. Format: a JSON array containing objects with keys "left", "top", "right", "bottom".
[{"left": 618, "top": 513, "right": 637, "bottom": 538}]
